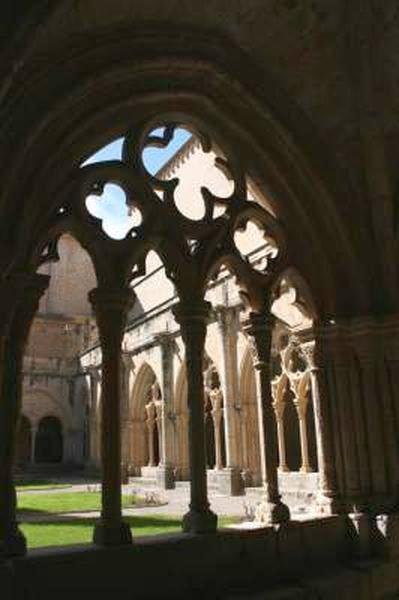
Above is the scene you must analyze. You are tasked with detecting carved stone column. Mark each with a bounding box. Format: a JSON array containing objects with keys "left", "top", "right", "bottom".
[
  {"left": 290, "top": 376, "right": 312, "bottom": 473},
  {"left": 271, "top": 390, "right": 289, "bottom": 473},
  {"left": 155, "top": 401, "right": 163, "bottom": 462},
  {"left": 89, "top": 287, "right": 134, "bottom": 546},
  {"left": 173, "top": 301, "right": 217, "bottom": 533},
  {"left": 209, "top": 388, "right": 224, "bottom": 471},
  {"left": 295, "top": 401, "right": 311, "bottom": 473},
  {"left": 214, "top": 306, "right": 242, "bottom": 494},
  {"left": 351, "top": 322, "right": 391, "bottom": 509},
  {"left": 145, "top": 401, "right": 156, "bottom": 467},
  {"left": 30, "top": 426, "right": 38, "bottom": 464},
  {"left": 0, "top": 272, "right": 49, "bottom": 557},
  {"left": 154, "top": 335, "right": 176, "bottom": 489},
  {"left": 301, "top": 339, "right": 341, "bottom": 513},
  {"left": 86, "top": 368, "right": 101, "bottom": 470},
  {"left": 242, "top": 312, "right": 290, "bottom": 524},
  {"left": 120, "top": 353, "right": 133, "bottom": 483}
]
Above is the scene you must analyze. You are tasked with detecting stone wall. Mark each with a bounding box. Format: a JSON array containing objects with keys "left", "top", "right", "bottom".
[{"left": 2, "top": 516, "right": 399, "bottom": 599}]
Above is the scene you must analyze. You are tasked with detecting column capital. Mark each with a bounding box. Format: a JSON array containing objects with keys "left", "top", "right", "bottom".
[
  {"left": 121, "top": 352, "right": 134, "bottom": 371},
  {"left": 172, "top": 300, "right": 211, "bottom": 347},
  {"left": 88, "top": 286, "right": 135, "bottom": 315},
  {"left": 214, "top": 304, "right": 240, "bottom": 334},
  {"left": 0, "top": 272, "right": 49, "bottom": 340},
  {"left": 241, "top": 311, "right": 275, "bottom": 368},
  {"left": 152, "top": 331, "right": 176, "bottom": 355},
  {"left": 172, "top": 300, "right": 211, "bottom": 325},
  {"left": 88, "top": 287, "right": 135, "bottom": 343},
  {"left": 301, "top": 340, "right": 318, "bottom": 371}
]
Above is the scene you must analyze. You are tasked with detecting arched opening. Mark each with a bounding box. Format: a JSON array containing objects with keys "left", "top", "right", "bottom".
[
  {"left": 16, "top": 415, "right": 32, "bottom": 466},
  {"left": 283, "top": 388, "right": 301, "bottom": 472},
  {"left": 306, "top": 388, "right": 319, "bottom": 472},
  {"left": 239, "top": 348, "right": 261, "bottom": 486},
  {"left": 15, "top": 95, "right": 356, "bottom": 542},
  {"left": 130, "top": 362, "right": 163, "bottom": 476},
  {"left": 34, "top": 416, "right": 63, "bottom": 464}
]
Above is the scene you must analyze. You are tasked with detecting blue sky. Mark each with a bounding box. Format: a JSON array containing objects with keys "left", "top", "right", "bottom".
[{"left": 83, "top": 128, "right": 191, "bottom": 239}]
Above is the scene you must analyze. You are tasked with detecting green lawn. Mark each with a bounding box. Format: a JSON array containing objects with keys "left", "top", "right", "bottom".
[
  {"left": 21, "top": 516, "right": 236, "bottom": 549},
  {"left": 16, "top": 490, "right": 236, "bottom": 548},
  {"left": 21, "top": 515, "right": 182, "bottom": 548},
  {"left": 17, "top": 492, "right": 137, "bottom": 514}
]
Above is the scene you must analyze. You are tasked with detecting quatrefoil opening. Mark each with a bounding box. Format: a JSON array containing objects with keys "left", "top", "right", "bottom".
[
  {"left": 141, "top": 125, "right": 234, "bottom": 222},
  {"left": 85, "top": 183, "right": 142, "bottom": 240},
  {"left": 234, "top": 219, "right": 279, "bottom": 273}
]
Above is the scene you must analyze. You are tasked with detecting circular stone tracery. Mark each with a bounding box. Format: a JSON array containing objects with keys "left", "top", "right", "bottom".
[{"left": 37, "top": 119, "right": 289, "bottom": 313}]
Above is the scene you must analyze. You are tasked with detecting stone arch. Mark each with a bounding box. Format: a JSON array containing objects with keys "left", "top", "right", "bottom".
[
  {"left": 21, "top": 387, "right": 70, "bottom": 430},
  {"left": 34, "top": 416, "right": 63, "bottom": 464},
  {"left": 2, "top": 27, "right": 371, "bottom": 318},
  {"left": 130, "top": 362, "right": 161, "bottom": 474},
  {"left": 239, "top": 345, "right": 261, "bottom": 486}
]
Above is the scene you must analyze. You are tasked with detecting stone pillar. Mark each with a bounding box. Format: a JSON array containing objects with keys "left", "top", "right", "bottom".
[
  {"left": 173, "top": 301, "right": 217, "bottom": 533},
  {"left": 296, "top": 401, "right": 312, "bottom": 473},
  {"left": 30, "top": 426, "right": 38, "bottom": 464},
  {"left": 0, "top": 272, "right": 49, "bottom": 557},
  {"left": 214, "top": 306, "right": 242, "bottom": 494},
  {"left": 209, "top": 388, "right": 224, "bottom": 471},
  {"left": 120, "top": 353, "right": 133, "bottom": 483},
  {"left": 383, "top": 316, "right": 399, "bottom": 505},
  {"left": 154, "top": 335, "right": 175, "bottom": 489},
  {"left": 145, "top": 401, "right": 156, "bottom": 467},
  {"left": 86, "top": 368, "right": 101, "bottom": 470},
  {"left": 302, "top": 339, "right": 341, "bottom": 513},
  {"left": 272, "top": 397, "right": 289, "bottom": 472},
  {"left": 271, "top": 376, "right": 289, "bottom": 473},
  {"left": 351, "top": 322, "right": 391, "bottom": 509},
  {"left": 89, "top": 287, "right": 134, "bottom": 546},
  {"left": 290, "top": 375, "right": 312, "bottom": 473},
  {"left": 242, "top": 312, "right": 290, "bottom": 524}
]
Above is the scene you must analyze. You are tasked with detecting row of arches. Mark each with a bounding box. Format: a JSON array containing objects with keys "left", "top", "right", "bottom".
[
  {"left": 16, "top": 415, "right": 63, "bottom": 465},
  {"left": 120, "top": 338, "right": 318, "bottom": 487}
]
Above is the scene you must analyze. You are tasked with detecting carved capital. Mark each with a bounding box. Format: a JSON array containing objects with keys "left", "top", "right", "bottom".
[
  {"left": 172, "top": 300, "right": 211, "bottom": 347},
  {"left": 4, "top": 272, "right": 49, "bottom": 343},
  {"left": 241, "top": 311, "right": 274, "bottom": 368},
  {"left": 88, "top": 287, "right": 135, "bottom": 347},
  {"left": 301, "top": 340, "right": 318, "bottom": 371},
  {"left": 209, "top": 387, "right": 223, "bottom": 411},
  {"left": 214, "top": 304, "right": 239, "bottom": 337},
  {"left": 121, "top": 352, "right": 134, "bottom": 372}
]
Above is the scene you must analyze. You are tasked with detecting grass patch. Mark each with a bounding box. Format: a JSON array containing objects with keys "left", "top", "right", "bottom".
[
  {"left": 16, "top": 479, "right": 72, "bottom": 492},
  {"left": 21, "top": 515, "right": 181, "bottom": 548},
  {"left": 21, "top": 516, "right": 237, "bottom": 549},
  {"left": 18, "top": 492, "right": 137, "bottom": 514}
]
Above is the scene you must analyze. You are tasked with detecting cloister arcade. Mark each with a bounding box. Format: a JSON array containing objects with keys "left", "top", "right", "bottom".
[
  {"left": 1, "top": 4, "right": 399, "bottom": 597},
  {"left": 3, "top": 99, "right": 399, "bottom": 548}
]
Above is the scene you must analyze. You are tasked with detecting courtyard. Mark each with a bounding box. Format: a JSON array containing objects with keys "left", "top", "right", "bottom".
[{"left": 16, "top": 476, "right": 316, "bottom": 549}]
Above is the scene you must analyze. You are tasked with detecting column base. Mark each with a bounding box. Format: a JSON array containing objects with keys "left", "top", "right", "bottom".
[
  {"left": 254, "top": 498, "right": 290, "bottom": 525},
  {"left": 215, "top": 467, "right": 244, "bottom": 496},
  {"left": 0, "top": 526, "right": 27, "bottom": 557},
  {"left": 348, "top": 512, "right": 372, "bottom": 559},
  {"left": 316, "top": 492, "right": 343, "bottom": 515},
  {"left": 156, "top": 465, "right": 175, "bottom": 490},
  {"left": 375, "top": 513, "right": 399, "bottom": 559},
  {"left": 182, "top": 508, "right": 218, "bottom": 534},
  {"left": 93, "top": 520, "right": 133, "bottom": 546}
]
